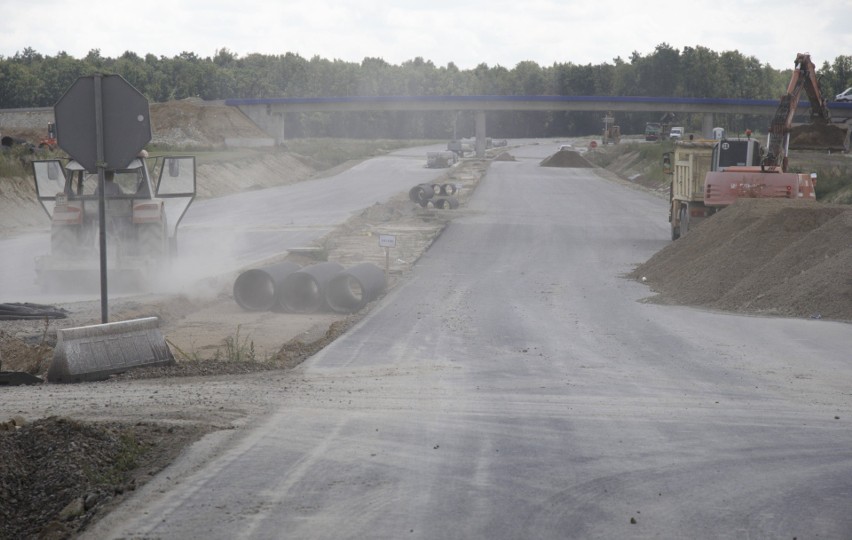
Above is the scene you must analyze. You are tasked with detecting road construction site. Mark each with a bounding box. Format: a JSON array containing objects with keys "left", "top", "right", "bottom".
[{"left": 1, "top": 98, "right": 851, "bottom": 538}]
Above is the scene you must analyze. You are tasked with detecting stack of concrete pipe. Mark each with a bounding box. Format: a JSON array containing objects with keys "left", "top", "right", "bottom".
[
  {"left": 233, "top": 261, "right": 386, "bottom": 314},
  {"left": 408, "top": 183, "right": 459, "bottom": 209}
]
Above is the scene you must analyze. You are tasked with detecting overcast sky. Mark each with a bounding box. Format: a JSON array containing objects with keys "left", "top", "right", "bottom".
[{"left": 1, "top": 0, "right": 849, "bottom": 74}]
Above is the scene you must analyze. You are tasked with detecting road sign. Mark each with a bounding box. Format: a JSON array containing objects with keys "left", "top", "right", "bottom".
[
  {"left": 54, "top": 74, "right": 152, "bottom": 172},
  {"left": 379, "top": 234, "right": 397, "bottom": 248}
]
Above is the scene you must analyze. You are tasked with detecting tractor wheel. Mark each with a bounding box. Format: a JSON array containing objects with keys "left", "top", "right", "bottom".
[
  {"left": 137, "top": 221, "right": 168, "bottom": 259},
  {"left": 678, "top": 205, "right": 689, "bottom": 237}
]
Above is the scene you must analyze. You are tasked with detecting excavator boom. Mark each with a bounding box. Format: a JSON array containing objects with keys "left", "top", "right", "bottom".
[{"left": 774, "top": 53, "right": 850, "bottom": 157}]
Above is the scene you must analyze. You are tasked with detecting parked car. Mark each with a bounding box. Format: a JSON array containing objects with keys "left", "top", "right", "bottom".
[{"left": 836, "top": 87, "right": 852, "bottom": 102}]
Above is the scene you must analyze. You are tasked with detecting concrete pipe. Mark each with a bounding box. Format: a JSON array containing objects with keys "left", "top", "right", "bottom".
[
  {"left": 325, "top": 263, "right": 387, "bottom": 314},
  {"left": 276, "top": 261, "right": 345, "bottom": 313},
  {"left": 408, "top": 185, "right": 422, "bottom": 203},
  {"left": 409, "top": 183, "right": 434, "bottom": 205},
  {"left": 233, "top": 261, "right": 301, "bottom": 311},
  {"left": 433, "top": 196, "right": 459, "bottom": 209}
]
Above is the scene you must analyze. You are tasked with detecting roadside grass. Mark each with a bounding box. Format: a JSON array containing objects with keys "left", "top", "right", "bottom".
[
  {"left": 3, "top": 137, "right": 435, "bottom": 176},
  {"left": 146, "top": 138, "right": 438, "bottom": 169},
  {"left": 0, "top": 145, "right": 62, "bottom": 177},
  {"left": 167, "top": 325, "right": 259, "bottom": 363},
  {"left": 86, "top": 430, "right": 146, "bottom": 485}
]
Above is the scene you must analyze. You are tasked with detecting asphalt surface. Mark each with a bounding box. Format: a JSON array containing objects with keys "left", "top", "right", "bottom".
[{"left": 93, "top": 143, "right": 852, "bottom": 539}]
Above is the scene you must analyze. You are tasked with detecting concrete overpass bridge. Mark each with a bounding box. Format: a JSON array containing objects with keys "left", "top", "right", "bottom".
[{"left": 225, "top": 95, "right": 852, "bottom": 155}]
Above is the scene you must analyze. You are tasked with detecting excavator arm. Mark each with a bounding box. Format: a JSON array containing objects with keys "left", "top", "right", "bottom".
[{"left": 765, "top": 53, "right": 845, "bottom": 169}]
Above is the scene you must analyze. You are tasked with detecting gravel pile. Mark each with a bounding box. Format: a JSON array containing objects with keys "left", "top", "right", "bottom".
[
  {"left": 540, "top": 149, "right": 594, "bottom": 168},
  {"left": 630, "top": 199, "right": 852, "bottom": 321}
]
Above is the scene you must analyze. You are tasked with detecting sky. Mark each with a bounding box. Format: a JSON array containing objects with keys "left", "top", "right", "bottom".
[{"left": 1, "top": 0, "right": 849, "bottom": 73}]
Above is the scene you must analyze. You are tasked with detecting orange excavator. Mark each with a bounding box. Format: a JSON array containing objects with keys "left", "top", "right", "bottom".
[
  {"left": 767, "top": 53, "right": 849, "bottom": 162},
  {"left": 702, "top": 53, "right": 846, "bottom": 208}
]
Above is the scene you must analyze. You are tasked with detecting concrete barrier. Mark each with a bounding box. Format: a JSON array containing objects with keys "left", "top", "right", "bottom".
[{"left": 47, "top": 317, "right": 173, "bottom": 383}]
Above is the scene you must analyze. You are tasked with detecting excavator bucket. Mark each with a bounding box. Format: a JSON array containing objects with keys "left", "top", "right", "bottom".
[
  {"left": 47, "top": 317, "right": 173, "bottom": 383},
  {"left": 788, "top": 123, "right": 851, "bottom": 152}
]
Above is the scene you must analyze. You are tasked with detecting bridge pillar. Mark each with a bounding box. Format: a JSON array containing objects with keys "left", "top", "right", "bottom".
[
  {"left": 475, "top": 111, "right": 486, "bottom": 157},
  {"left": 235, "top": 105, "right": 285, "bottom": 144},
  {"left": 702, "top": 113, "right": 714, "bottom": 139}
]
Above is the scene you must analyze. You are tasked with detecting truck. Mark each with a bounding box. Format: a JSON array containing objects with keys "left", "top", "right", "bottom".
[
  {"left": 665, "top": 135, "right": 817, "bottom": 240},
  {"left": 644, "top": 122, "right": 661, "bottom": 141},
  {"left": 31, "top": 153, "right": 196, "bottom": 291}
]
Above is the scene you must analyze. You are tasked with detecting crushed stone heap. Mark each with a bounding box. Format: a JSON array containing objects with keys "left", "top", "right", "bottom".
[{"left": 630, "top": 199, "right": 852, "bottom": 321}]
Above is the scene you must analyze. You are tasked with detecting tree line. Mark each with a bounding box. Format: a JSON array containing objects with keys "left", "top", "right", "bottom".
[{"left": 2, "top": 44, "right": 850, "bottom": 139}]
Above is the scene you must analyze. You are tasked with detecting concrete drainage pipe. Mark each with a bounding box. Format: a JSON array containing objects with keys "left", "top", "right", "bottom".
[
  {"left": 325, "top": 263, "right": 387, "bottom": 314},
  {"left": 276, "top": 262, "right": 345, "bottom": 313},
  {"left": 233, "top": 262, "right": 301, "bottom": 311},
  {"left": 409, "top": 183, "right": 434, "bottom": 206},
  {"left": 433, "top": 196, "right": 459, "bottom": 209}
]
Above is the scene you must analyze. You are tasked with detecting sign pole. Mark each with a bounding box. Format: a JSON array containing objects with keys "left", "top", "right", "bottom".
[
  {"left": 385, "top": 247, "right": 390, "bottom": 281},
  {"left": 93, "top": 74, "right": 109, "bottom": 324},
  {"left": 378, "top": 234, "right": 396, "bottom": 282}
]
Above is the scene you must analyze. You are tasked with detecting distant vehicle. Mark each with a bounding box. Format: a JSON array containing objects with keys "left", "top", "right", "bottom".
[
  {"left": 426, "top": 151, "right": 456, "bottom": 168},
  {"left": 836, "top": 87, "right": 852, "bottom": 102},
  {"left": 558, "top": 144, "right": 573, "bottom": 151},
  {"left": 669, "top": 127, "right": 685, "bottom": 140},
  {"left": 644, "top": 122, "right": 661, "bottom": 141},
  {"left": 38, "top": 122, "right": 57, "bottom": 151}
]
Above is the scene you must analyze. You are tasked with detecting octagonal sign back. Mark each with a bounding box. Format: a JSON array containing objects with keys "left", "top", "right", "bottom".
[{"left": 54, "top": 75, "right": 152, "bottom": 172}]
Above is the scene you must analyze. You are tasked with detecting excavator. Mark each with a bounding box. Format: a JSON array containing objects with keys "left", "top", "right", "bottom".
[
  {"left": 668, "top": 53, "right": 849, "bottom": 238},
  {"left": 767, "top": 53, "right": 850, "bottom": 162},
  {"left": 702, "top": 53, "right": 845, "bottom": 209}
]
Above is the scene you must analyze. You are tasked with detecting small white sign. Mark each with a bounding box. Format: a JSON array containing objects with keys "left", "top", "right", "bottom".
[{"left": 378, "top": 234, "right": 396, "bottom": 248}]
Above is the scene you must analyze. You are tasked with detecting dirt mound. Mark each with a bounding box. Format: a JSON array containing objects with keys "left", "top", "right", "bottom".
[
  {"left": 630, "top": 199, "right": 852, "bottom": 321},
  {"left": 150, "top": 98, "right": 270, "bottom": 148},
  {"left": 0, "top": 417, "right": 207, "bottom": 539},
  {"left": 540, "top": 149, "right": 594, "bottom": 168},
  {"left": 493, "top": 152, "right": 516, "bottom": 161},
  {"left": 789, "top": 123, "right": 850, "bottom": 152}
]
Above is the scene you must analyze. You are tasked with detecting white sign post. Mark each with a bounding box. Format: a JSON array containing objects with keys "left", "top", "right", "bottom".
[{"left": 378, "top": 234, "right": 396, "bottom": 279}]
